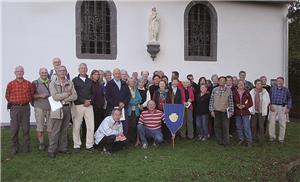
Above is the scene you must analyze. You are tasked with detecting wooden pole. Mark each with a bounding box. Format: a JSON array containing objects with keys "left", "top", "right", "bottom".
[{"left": 172, "top": 138, "right": 175, "bottom": 149}]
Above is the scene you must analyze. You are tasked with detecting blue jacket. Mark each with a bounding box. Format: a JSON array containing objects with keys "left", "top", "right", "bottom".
[
  {"left": 127, "top": 88, "right": 142, "bottom": 117},
  {"left": 105, "top": 79, "right": 131, "bottom": 113}
]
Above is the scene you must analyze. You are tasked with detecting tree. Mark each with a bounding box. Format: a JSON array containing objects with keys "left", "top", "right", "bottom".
[{"left": 288, "top": 0, "right": 300, "bottom": 118}]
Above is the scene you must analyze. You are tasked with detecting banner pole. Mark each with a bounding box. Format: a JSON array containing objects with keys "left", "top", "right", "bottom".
[
  {"left": 172, "top": 138, "right": 174, "bottom": 149},
  {"left": 172, "top": 134, "right": 175, "bottom": 149}
]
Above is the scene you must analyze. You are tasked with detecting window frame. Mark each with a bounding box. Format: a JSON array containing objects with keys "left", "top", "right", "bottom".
[
  {"left": 184, "top": 1, "right": 218, "bottom": 61},
  {"left": 75, "top": 0, "right": 117, "bottom": 60}
]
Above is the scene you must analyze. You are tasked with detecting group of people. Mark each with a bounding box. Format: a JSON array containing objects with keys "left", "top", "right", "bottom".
[{"left": 5, "top": 57, "right": 292, "bottom": 158}]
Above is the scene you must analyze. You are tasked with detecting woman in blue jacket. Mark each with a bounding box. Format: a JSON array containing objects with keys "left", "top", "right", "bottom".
[{"left": 127, "top": 78, "right": 142, "bottom": 144}]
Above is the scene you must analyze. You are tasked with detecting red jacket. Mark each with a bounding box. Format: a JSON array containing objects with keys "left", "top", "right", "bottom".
[
  {"left": 180, "top": 86, "right": 194, "bottom": 110},
  {"left": 233, "top": 89, "right": 253, "bottom": 116}
]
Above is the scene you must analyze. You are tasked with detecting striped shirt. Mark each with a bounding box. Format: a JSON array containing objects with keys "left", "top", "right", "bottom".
[{"left": 139, "top": 109, "right": 165, "bottom": 130}]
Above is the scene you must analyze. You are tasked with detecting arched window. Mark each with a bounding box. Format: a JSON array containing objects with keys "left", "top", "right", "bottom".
[
  {"left": 76, "top": 0, "right": 117, "bottom": 59},
  {"left": 184, "top": 1, "right": 217, "bottom": 61}
]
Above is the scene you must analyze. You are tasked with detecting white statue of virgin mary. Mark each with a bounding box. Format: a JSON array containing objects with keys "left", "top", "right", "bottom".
[{"left": 149, "top": 7, "right": 160, "bottom": 44}]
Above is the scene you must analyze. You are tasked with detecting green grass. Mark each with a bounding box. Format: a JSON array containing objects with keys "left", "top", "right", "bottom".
[{"left": 1, "top": 120, "right": 300, "bottom": 182}]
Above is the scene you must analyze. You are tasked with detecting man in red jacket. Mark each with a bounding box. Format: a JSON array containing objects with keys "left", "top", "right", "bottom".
[{"left": 6, "top": 65, "right": 34, "bottom": 155}]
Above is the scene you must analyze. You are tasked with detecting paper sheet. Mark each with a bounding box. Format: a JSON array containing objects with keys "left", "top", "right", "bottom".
[{"left": 48, "top": 96, "right": 62, "bottom": 112}]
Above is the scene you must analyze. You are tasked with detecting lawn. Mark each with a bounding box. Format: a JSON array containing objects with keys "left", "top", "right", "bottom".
[{"left": 1, "top": 120, "right": 300, "bottom": 182}]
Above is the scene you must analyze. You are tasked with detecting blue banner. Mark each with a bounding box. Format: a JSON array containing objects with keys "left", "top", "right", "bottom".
[{"left": 163, "top": 104, "right": 185, "bottom": 135}]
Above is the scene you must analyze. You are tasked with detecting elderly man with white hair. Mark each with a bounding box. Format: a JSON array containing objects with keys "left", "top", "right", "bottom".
[
  {"left": 48, "top": 57, "right": 70, "bottom": 81},
  {"left": 72, "top": 63, "right": 95, "bottom": 152},
  {"left": 5, "top": 65, "right": 34, "bottom": 155},
  {"left": 32, "top": 67, "right": 51, "bottom": 151}
]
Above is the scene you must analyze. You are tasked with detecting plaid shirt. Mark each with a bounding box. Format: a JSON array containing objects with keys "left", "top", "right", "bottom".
[
  {"left": 209, "top": 86, "right": 234, "bottom": 113},
  {"left": 270, "top": 86, "right": 292, "bottom": 109},
  {"left": 5, "top": 79, "right": 34, "bottom": 104}
]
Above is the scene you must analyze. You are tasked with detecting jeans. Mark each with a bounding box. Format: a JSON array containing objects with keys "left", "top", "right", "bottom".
[
  {"left": 196, "top": 114, "right": 209, "bottom": 138},
  {"left": 236, "top": 115, "right": 252, "bottom": 142},
  {"left": 137, "top": 124, "right": 163, "bottom": 145}
]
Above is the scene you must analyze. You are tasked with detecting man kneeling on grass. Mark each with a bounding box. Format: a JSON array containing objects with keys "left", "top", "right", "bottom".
[
  {"left": 94, "top": 108, "right": 128, "bottom": 154},
  {"left": 137, "top": 100, "right": 165, "bottom": 149}
]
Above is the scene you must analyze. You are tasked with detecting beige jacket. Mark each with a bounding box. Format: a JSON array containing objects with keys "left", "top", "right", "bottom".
[{"left": 49, "top": 78, "right": 77, "bottom": 119}]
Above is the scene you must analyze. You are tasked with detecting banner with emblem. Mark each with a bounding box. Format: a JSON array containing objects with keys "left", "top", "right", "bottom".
[{"left": 163, "top": 104, "right": 185, "bottom": 136}]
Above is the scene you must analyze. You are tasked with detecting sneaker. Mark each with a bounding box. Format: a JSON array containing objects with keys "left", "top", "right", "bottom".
[
  {"left": 201, "top": 137, "right": 207, "bottom": 141},
  {"left": 197, "top": 136, "right": 203, "bottom": 141},
  {"left": 153, "top": 143, "right": 158, "bottom": 147},
  {"left": 142, "top": 144, "right": 148, "bottom": 149},
  {"left": 86, "top": 147, "right": 95, "bottom": 152},
  {"left": 278, "top": 140, "right": 284, "bottom": 144}
]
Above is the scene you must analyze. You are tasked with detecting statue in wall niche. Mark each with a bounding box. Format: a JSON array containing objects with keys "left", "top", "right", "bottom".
[{"left": 149, "top": 7, "right": 160, "bottom": 44}]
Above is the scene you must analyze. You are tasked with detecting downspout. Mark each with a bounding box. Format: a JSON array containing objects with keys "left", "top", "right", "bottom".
[{"left": 283, "top": 6, "right": 289, "bottom": 87}]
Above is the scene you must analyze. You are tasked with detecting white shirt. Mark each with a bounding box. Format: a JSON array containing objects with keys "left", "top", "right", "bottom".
[
  {"left": 172, "top": 86, "right": 177, "bottom": 95},
  {"left": 114, "top": 79, "right": 121, "bottom": 90},
  {"left": 94, "top": 116, "right": 123, "bottom": 144},
  {"left": 79, "top": 76, "right": 86, "bottom": 82}
]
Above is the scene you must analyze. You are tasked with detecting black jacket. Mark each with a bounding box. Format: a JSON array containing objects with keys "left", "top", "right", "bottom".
[
  {"left": 171, "top": 87, "right": 183, "bottom": 104},
  {"left": 72, "top": 75, "right": 94, "bottom": 105},
  {"left": 196, "top": 93, "right": 210, "bottom": 115},
  {"left": 105, "top": 79, "right": 131, "bottom": 112}
]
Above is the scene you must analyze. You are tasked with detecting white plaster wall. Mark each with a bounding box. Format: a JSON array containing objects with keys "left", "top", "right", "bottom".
[{"left": 1, "top": 1, "right": 288, "bottom": 123}]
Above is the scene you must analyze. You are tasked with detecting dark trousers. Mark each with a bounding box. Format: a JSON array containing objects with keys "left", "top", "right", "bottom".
[
  {"left": 128, "top": 112, "right": 138, "bottom": 143},
  {"left": 48, "top": 106, "right": 70, "bottom": 153},
  {"left": 81, "top": 119, "right": 86, "bottom": 144},
  {"left": 229, "top": 116, "right": 236, "bottom": 136},
  {"left": 162, "top": 122, "right": 171, "bottom": 140},
  {"left": 10, "top": 104, "right": 30, "bottom": 152},
  {"left": 98, "top": 135, "right": 128, "bottom": 152},
  {"left": 93, "top": 106, "right": 105, "bottom": 132},
  {"left": 214, "top": 111, "right": 230, "bottom": 145},
  {"left": 251, "top": 113, "right": 266, "bottom": 143}
]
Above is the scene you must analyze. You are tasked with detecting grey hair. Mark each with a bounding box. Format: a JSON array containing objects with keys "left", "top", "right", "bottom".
[{"left": 14, "top": 65, "right": 24, "bottom": 72}]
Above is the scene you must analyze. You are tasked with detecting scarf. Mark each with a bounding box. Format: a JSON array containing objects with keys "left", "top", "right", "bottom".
[{"left": 39, "top": 78, "right": 49, "bottom": 85}]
